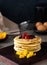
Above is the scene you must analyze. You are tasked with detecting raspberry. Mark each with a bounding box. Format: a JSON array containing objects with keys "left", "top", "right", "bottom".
[
  {"left": 22, "top": 32, "right": 28, "bottom": 39},
  {"left": 22, "top": 32, "right": 35, "bottom": 39},
  {"left": 25, "top": 35, "right": 30, "bottom": 39},
  {"left": 22, "top": 34, "right": 25, "bottom": 38},
  {"left": 25, "top": 35, "right": 35, "bottom": 39}
]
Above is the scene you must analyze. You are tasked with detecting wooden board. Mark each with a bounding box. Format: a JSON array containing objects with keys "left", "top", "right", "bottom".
[
  {"left": 0, "top": 42, "right": 47, "bottom": 65},
  {"left": 0, "top": 55, "right": 18, "bottom": 65}
]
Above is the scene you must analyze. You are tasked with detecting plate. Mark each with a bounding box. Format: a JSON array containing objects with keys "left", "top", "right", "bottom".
[
  {"left": 0, "top": 42, "right": 47, "bottom": 65},
  {"left": 33, "top": 26, "right": 47, "bottom": 34}
]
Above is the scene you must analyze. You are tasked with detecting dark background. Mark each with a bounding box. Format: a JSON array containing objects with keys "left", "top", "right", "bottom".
[{"left": 0, "top": 0, "right": 47, "bottom": 24}]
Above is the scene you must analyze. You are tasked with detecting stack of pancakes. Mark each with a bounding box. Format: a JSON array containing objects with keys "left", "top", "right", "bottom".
[{"left": 14, "top": 36, "right": 41, "bottom": 52}]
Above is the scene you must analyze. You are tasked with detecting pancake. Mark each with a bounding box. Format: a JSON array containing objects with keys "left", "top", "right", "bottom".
[{"left": 14, "top": 35, "right": 41, "bottom": 52}]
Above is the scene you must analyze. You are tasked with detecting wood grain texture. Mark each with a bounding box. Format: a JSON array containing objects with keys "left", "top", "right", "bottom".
[{"left": 0, "top": 55, "right": 18, "bottom": 65}]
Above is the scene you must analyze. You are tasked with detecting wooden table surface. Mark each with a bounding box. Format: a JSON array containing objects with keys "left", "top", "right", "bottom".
[{"left": 0, "top": 55, "right": 18, "bottom": 65}]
